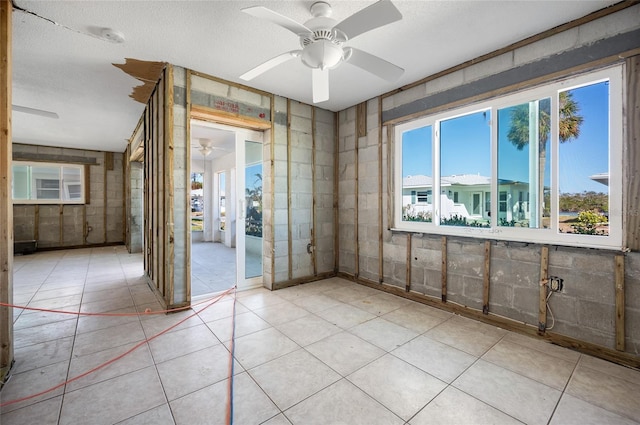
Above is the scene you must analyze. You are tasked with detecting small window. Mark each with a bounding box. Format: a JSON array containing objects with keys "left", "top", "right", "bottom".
[{"left": 12, "top": 162, "right": 85, "bottom": 204}]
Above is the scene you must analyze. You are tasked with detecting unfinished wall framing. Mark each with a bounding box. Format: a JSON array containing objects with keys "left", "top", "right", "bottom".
[
  {"left": 183, "top": 70, "right": 336, "bottom": 291},
  {"left": 337, "top": 4, "right": 640, "bottom": 366},
  {"left": 0, "top": 0, "right": 13, "bottom": 382},
  {"left": 12, "top": 144, "right": 125, "bottom": 250}
]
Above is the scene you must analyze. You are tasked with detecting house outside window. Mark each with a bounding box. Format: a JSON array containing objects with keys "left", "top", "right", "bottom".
[
  {"left": 12, "top": 162, "right": 85, "bottom": 204},
  {"left": 395, "top": 66, "right": 622, "bottom": 249}
]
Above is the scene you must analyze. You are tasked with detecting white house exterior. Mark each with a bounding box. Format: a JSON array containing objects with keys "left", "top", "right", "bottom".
[{"left": 402, "top": 174, "right": 532, "bottom": 224}]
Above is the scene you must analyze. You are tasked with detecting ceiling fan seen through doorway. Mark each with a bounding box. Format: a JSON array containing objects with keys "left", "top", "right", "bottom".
[{"left": 240, "top": 0, "right": 404, "bottom": 103}]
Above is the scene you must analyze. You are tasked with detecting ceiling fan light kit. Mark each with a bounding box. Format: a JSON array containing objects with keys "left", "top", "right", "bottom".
[{"left": 240, "top": 0, "right": 404, "bottom": 103}]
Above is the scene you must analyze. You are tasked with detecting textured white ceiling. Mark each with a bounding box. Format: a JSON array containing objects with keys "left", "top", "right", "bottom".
[{"left": 11, "top": 0, "right": 618, "bottom": 153}]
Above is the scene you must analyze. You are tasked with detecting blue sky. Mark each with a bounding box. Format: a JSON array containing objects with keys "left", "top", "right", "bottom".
[{"left": 402, "top": 81, "right": 609, "bottom": 194}]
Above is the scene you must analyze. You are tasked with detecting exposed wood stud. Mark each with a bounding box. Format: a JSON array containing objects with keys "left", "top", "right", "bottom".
[
  {"left": 333, "top": 111, "right": 339, "bottom": 273},
  {"left": 84, "top": 165, "right": 90, "bottom": 204},
  {"left": 59, "top": 204, "right": 64, "bottom": 245},
  {"left": 386, "top": 125, "right": 394, "bottom": 230},
  {"left": 615, "top": 254, "right": 625, "bottom": 351},
  {"left": 270, "top": 95, "right": 276, "bottom": 287},
  {"left": 165, "top": 65, "right": 175, "bottom": 306},
  {"left": 345, "top": 273, "right": 640, "bottom": 370},
  {"left": 405, "top": 233, "right": 412, "bottom": 292},
  {"left": 356, "top": 101, "right": 367, "bottom": 138},
  {"left": 185, "top": 68, "right": 193, "bottom": 302},
  {"left": 311, "top": 106, "right": 317, "bottom": 276},
  {"left": 34, "top": 205, "right": 39, "bottom": 241},
  {"left": 82, "top": 205, "right": 87, "bottom": 245},
  {"left": 483, "top": 240, "right": 491, "bottom": 315},
  {"left": 287, "top": 99, "right": 292, "bottom": 281},
  {"left": 190, "top": 105, "right": 271, "bottom": 131},
  {"left": 378, "top": 98, "right": 384, "bottom": 284},
  {"left": 441, "top": 236, "right": 447, "bottom": 303},
  {"left": 538, "top": 246, "right": 549, "bottom": 335},
  {"left": 103, "top": 152, "right": 108, "bottom": 243},
  {"left": 105, "top": 151, "right": 114, "bottom": 171},
  {"left": 0, "top": 0, "right": 14, "bottom": 378},
  {"left": 626, "top": 55, "right": 640, "bottom": 251},
  {"left": 354, "top": 105, "right": 360, "bottom": 278}
]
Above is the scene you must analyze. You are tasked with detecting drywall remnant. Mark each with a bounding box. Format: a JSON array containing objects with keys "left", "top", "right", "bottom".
[{"left": 113, "top": 58, "right": 166, "bottom": 104}]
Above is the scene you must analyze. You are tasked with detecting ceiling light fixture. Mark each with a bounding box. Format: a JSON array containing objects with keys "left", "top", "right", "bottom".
[{"left": 198, "top": 138, "right": 213, "bottom": 157}]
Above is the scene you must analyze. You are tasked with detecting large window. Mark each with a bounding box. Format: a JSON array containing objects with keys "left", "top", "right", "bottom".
[
  {"left": 12, "top": 162, "right": 85, "bottom": 204},
  {"left": 394, "top": 66, "right": 623, "bottom": 249}
]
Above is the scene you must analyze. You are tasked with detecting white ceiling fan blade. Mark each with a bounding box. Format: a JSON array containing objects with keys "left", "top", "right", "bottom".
[
  {"left": 12, "top": 105, "right": 59, "bottom": 119},
  {"left": 242, "top": 6, "right": 312, "bottom": 36},
  {"left": 346, "top": 48, "right": 404, "bottom": 81},
  {"left": 312, "top": 68, "right": 329, "bottom": 103},
  {"left": 333, "top": 0, "right": 402, "bottom": 41},
  {"left": 240, "top": 51, "right": 299, "bottom": 81}
]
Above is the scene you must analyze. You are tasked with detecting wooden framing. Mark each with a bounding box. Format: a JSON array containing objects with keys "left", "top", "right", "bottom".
[
  {"left": 538, "top": 246, "right": 549, "bottom": 334},
  {"left": 165, "top": 64, "right": 175, "bottom": 306},
  {"left": 405, "top": 233, "right": 411, "bottom": 292},
  {"left": 378, "top": 98, "right": 384, "bottom": 284},
  {"left": 441, "top": 236, "right": 447, "bottom": 302},
  {"left": 341, "top": 272, "right": 640, "bottom": 369},
  {"left": 103, "top": 152, "right": 108, "bottom": 243},
  {"left": 482, "top": 241, "right": 491, "bottom": 315},
  {"left": 615, "top": 254, "right": 625, "bottom": 351},
  {"left": 627, "top": 55, "right": 640, "bottom": 251},
  {"left": 1, "top": 0, "right": 13, "bottom": 380},
  {"left": 270, "top": 96, "right": 276, "bottom": 287},
  {"left": 190, "top": 105, "right": 271, "bottom": 131},
  {"left": 287, "top": 99, "right": 293, "bottom": 280},
  {"left": 333, "top": 111, "right": 340, "bottom": 273},
  {"left": 311, "top": 106, "right": 317, "bottom": 276},
  {"left": 185, "top": 69, "right": 193, "bottom": 301},
  {"left": 354, "top": 103, "right": 363, "bottom": 278}
]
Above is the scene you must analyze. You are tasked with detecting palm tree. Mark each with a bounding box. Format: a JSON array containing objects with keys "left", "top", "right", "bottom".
[{"left": 507, "top": 91, "right": 583, "bottom": 222}]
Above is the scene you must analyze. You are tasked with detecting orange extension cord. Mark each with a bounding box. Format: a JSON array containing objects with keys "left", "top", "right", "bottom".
[{"left": 0, "top": 286, "right": 238, "bottom": 419}]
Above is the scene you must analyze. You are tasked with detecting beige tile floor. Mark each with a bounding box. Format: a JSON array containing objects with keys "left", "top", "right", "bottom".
[{"left": 2, "top": 246, "right": 640, "bottom": 425}]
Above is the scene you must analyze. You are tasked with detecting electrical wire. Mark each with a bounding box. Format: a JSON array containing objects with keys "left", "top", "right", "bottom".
[
  {"left": 0, "top": 287, "right": 234, "bottom": 408},
  {"left": 545, "top": 289, "right": 555, "bottom": 330},
  {"left": 225, "top": 285, "right": 238, "bottom": 425}
]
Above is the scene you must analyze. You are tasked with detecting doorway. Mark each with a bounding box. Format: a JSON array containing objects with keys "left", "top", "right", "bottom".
[{"left": 189, "top": 121, "right": 264, "bottom": 297}]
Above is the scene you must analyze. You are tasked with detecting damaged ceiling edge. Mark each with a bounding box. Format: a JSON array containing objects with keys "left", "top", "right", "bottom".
[{"left": 113, "top": 58, "right": 166, "bottom": 104}]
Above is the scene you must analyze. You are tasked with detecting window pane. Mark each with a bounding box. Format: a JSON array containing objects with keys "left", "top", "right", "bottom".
[
  {"left": 62, "top": 166, "right": 82, "bottom": 201},
  {"left": 497, "top": 97, "right": 551, "bottom": 227},
  {"left": 33, "top": 166, "right": 60, "bottom": 200},
  {"left": 440, "top": 110, "right": 491, "bottom": 227},
  {"left": 402, "top": 125, "right": 432, "bottom": 222},
  {"left": 12, "top": 165, "right": 30, "bottom": 200},
  {"left": 558, "top": 81, "right": 609, "bottom": 236}
]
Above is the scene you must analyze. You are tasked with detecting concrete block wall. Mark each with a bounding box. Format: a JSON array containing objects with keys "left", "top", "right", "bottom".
[
  {"left": 289, "top": 101, "right": 314, "bottom": 279},
  {"left": 314, "top": 108, "right": 336, "bottom": 275},
  {"left": 187, "top": 74, "right": 335, "bottom": 288},
  {"left": 337, "top": 107, "right": 356, "bottom": 275},
  {"left": 272, "top": 96, "right": 290, "bottom": 284},
  {"left": 128, "top": 161, "right": 143, "bottom": 253},
  {"left": 338, "top": 6, "right": 640, "bottom": 358},
  {"left": 12, "top": 144, "right": 125, "bottom": 250}
]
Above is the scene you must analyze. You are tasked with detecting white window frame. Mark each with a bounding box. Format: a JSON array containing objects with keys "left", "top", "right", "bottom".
[
  {"left": 12, "top": 161, "right": 85, "bottom": 204},
  {"left": 394, "top": 65, "right": 623, "bottom": 250}
]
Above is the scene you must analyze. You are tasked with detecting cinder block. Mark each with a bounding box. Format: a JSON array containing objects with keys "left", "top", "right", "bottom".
[
  {"left": 424, "top": 69, "right": 465, "bottom": 97},
  {"left": 463, "top": 52, "right": 514, "bottom": 84},
  {"left": 576, "top": 299, "right": 614, "bottom": 333},
  {"left": 577, "top": 6, "right": 640, "bottom": 46},
  {"left": 514, "top": 29, "right": 579, "bottom": 67},
  {"left": 228, "top": 86, "right": 263, "bottom": 107}
]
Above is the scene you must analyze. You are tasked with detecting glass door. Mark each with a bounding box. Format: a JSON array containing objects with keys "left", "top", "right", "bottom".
[{"left": 235, "top": 130, "right": 263, "bottom": 289}]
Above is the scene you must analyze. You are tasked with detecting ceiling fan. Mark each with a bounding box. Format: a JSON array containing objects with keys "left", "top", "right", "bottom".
[{"left": 239, "top": 0, "right": 404, "bottom": 103}]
